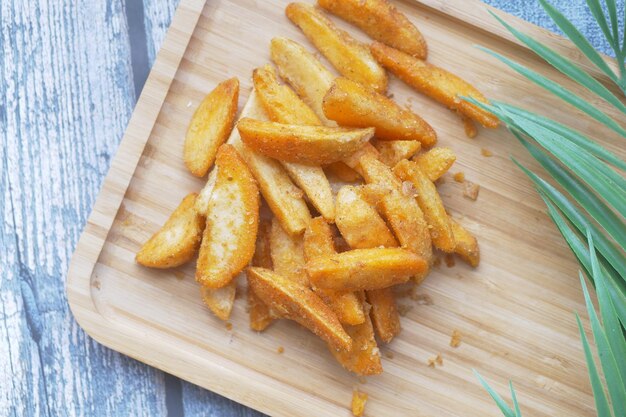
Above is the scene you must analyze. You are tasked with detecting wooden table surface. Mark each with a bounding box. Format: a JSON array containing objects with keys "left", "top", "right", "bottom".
[{"left": 0, "top": 0, "right": 619, "bottom": 416}]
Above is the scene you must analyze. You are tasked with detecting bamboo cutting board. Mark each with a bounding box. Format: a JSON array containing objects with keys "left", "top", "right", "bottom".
[{"left": 66, "top": 0, "right": 625, "bottom": 415}]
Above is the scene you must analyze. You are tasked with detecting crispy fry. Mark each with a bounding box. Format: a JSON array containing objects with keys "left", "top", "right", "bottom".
[
  {"left": 306, "top": 248, "right": 427, "bottom": 291},
  {"left": 249, "top": 218, "right": 276, "bottom": 331},
  {"left": 247, "top": 267, "right": 352, "bottom": 351},
  {"left": 136, "top": 193, "right": 205, "bottom": 268},
  {"left": 318, "top": 0, "right": 427, "bottom": 59},
  {"left": 253, "top": 65, "right": 335, "bottom": 221},
  {"left": 184, "top": 78, "right": 239, "bottom": 177},
  {"left": 450, "top": 219, "right": 480, "bottom": 267},
  {"left": 358, "top": 154, "right": 433, "bottom": 281},
  {"left": 237, "top": 118, "right": 374, "bottom": 165},
  {"left": 270, "top": 37, "right": 336, "bottom": 125},
  {"left": 270, "top": 217, "right": 309, "bottom": 287},
  {"left": 335, "top": 186, "right": 397, "bottom": 249},
  {"left": 413, "top": 147, "right": 456, "bottom": 182},
  {"left": 201, "top": 278, "right": 237, "bottom": 321},
  {"left": 371, "top": 42, "right": 499, "bottom": 128},
  {"left": 304, "top": 218, "right": 365, "bottom": 326},
  {"left": 341, "top": 142, "right": 379, "bottom": 175},
  {"left": 373, "top": 139, "right": 421, "bottom": 167},
  {"left": 323, "top": 77, "right": 436, "bottom": 146},
  {"left": 394, "top": 159, "right": 455, "bottom": 252},
  {"left": 195, "top": 168, "right": 218, "bottom": 216},
  {"left": 196, "top": 145, "right": 259, "bottom": 288},
  {"left": 367, "top": 288, "right": 401, "bottom": 343},
  {"left": 286, "top": 3, "right": 387, "bottom": 93},
  {"left": 324, "top": 162, "right": 362, "bottom": 182},
  {"left": 229, "top": 92, "right": 311, "bottom": 236}
]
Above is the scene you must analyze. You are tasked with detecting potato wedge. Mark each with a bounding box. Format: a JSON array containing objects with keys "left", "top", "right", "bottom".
[
  {"left": 270, "top": 37, "right": 336, "bottom": 126},
  {"left": 373, "top": 139, "right": 421, "bottom": 168},
  {"left": 247, "top": 267, "right": 352, "bottom": 351},
  {"left": 307, "top": 248, "right": 427, "bottom": 291},
  {"left": 196, "top": 145, "right": 260, "bottom": 288},
  {"left": 253, "top": 65, "right": 335, "bottom": 221},
  {"left": 136, "top": 193, "right": 205, "bottom": 268},
  {"left": 286, "top": 3, "right": 387, "bottom": 93},
  {"left": 270, "top": 217, "right": 309, "bottom": 287},
  {"left": 249, "top": 218, "right": 276, "bottom": 331},
  {"left": 237, "top": 118, "right": 374, "bottom": 165},
  {"left": 413, "top": 147, "right": 456, "bottom": 182},
  {"left": 371, "top": 42, "right": 499, "bottom": 128},
  {"left": 229, "top": 92, "right": 312, "bottom": 236},
  {"left": 304, "top": 218, "right": 365, "bottom": 326},
  {"left": 201, "top": 279, "right": 237, "bottom": 321},
  {"left": 451, "top": 219, "right": 480, "bottom": 267},
  {"left": 366, "top": 288, "right": 401, "bottom": 343},
  {"left": 324, "top": 162, "right": 362, "bottom": 183},
  {"left": 184, "top": 78, "right": 239, "bottom": 177},
  {"left": 318, "top": 0, "right": 427, "bottom": 59},
  {"left": 394, "top": 159, "right": 455, "bottom": 252},
  {"left": 323, "top": 77, "right": 436, "bottom": 146},
  {"left": 335, "top": 186, "right": 398, "bottom": 249}
]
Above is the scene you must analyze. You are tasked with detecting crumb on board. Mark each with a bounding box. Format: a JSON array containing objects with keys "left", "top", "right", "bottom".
[
  {"left": 225, "top": 322, "right": 233, "bottom": 331},
  {"left": 397, "top": 304, "right": 413, "bottom": 317},
  {"left": 91, "top": 280, "right": 101, "bottom": 290},
  {"left": 481, "top": 148, "right": 493, "bottom": 157},
  {"left": 427, "top": 353, "right": 443, "bottom": 367},
  {"left": 445, "top": 254, "right": 456, "bottom": 268},
  {"left": 173, "top": 271, "right": 185, "bottom": 281},
  {"left": 385, "top": 351, "right": 395, "bottom": 359},
  {"left": 453, "top": 172, "right": 465, "bottom": 183},
  {"left": 450, "top": 330, "right": 462, "bottom": 348},
  {"left": 277, "top": 346, "right": 284, "bottom": 354},
  {"left": 463, "top": 181, "right": 480, "bottom": 201},
  {"left": 463, "top": 117, "right": 477, "bottom": 138},
  {"left": 351, "top": 390, "right": 368, "bottom": 417},
  {"left": 411, "top": 293, "right": 433, "bottom": 305}
]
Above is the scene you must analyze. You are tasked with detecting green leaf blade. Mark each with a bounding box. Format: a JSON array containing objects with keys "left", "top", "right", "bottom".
[
  {"left": 509, "top": 382, "right": 523, "bottom": 417},
  {"left": 474, "top": 370, "right": 516, "bottom": 417}
]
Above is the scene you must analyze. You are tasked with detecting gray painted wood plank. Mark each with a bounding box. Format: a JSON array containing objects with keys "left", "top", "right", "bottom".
[{"left": 0, "top": 1, "right": 166, "bottom": 415}]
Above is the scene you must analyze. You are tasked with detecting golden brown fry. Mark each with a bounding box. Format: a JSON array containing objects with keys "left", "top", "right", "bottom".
[
  {"left": 253, "top": 65, "right": 335, "bottom": 221},
  {"left": 286, "top": 3, "right": 387, "bottom": 93},
  {"left": 184, "top": 78, "right": 239, "bottom": 177},
  {"left": 324, "top": 161, "right": 362, "bottom": 183},
  {"left": 196, "top": 145, "right": 260, "bottom": 288},
  {"left": 366, "top": 288, "right": 401, "bottom": 343},
  {"left": 318, "top": 0, "right": 427, "bottom": 59},
  {"left": 247, "top": 267, "right": 352, "bottom": 351},
  {"left": 237, "top": 118, "right": 374, "bottom": 165},
  {"left": 351, "top": 390, "right": 368, "bottom": 417},
  {"left": 331, "top": 305, "right": 382, "bottom": 375},
  {"left": 201, "top": 279, "right": 237, "bottom": 321},
  {"left": 373, "top": 139, "right": 421, "bottom": 167},
  {"left": 248, "top": 218, "right": 276, "bottom": 331},
  {"left": 371, "top": 42, "right": 499, "bottom": 128},
  {"left": 306, "top": 248, "right": 427, "bottom": 291},
  {"left": 450, "top": 219, "right": 480, "bottom": 267},
  {"left": 270, "top": 37, "right": 336, "bottom": 125},
  {"left": 136, "top": 193, "right": 205, "bottom": 268},
  {"left": 335, "top": 186, "right": 398, "bottom": 249},
  {"left": 323, "top": 77, "right": 437, "bottom": 146},
  {"left": 230, "top": 92, "right": 312, "bottom": 236},
  {"left": 341, "top": 142, "right": 379, "bottom": 175},
  {"left": 270, "top": 217, "right": 309, "bottom": 287},
  {"left": 195, "top": 168, "right": 218, "bottom": 216},
  {"left": 394, "top": 159, "right": 455, "bottom": 252},
  {"left": 413, "top": 147, "right": 456, "bottom": 182},
  {"left": 304, "top": 218, "right": 365, "bottom": 326}
]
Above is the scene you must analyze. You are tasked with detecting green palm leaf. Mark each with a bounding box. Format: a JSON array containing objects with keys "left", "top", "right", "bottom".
[
  {"left": 473, "top": 371, "right": 516, "bottom": 417},
  {"left": 509, "top": 382, "right": 522, "bottom": 417}
]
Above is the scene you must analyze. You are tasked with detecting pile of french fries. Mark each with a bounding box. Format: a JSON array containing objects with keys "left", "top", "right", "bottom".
[{"left": 136, "top": 0, "right": 494, "bottom": 378}]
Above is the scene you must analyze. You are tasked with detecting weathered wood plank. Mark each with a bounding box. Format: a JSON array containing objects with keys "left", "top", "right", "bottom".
[{"left": 0, "top": 0, "right": 166, "bottom": 415}]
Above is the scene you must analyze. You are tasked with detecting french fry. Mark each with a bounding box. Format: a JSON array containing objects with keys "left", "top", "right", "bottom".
[
  {"left": 253, "top": 65, "right": 335, "bottom": 221},
  {"left": 394, "top": 159, "right": 456, "bottom": 252},
  {"left": 248, "top": 218, "right": 276, "bottom": 331},
  {"left": 270, "top": 37, "right": 336, "bottom": 126},
  {"left": 201, "top": 278, "right": 237, "bottom": 321},
  {"left": 373, "top": 139, "right": 421, "bottom": 167},
  {"left": 450, "top": 219, "right": 480, "bottom": 267},
  {"left": 196, "top": 145, "right": 260, "bottom": 288},
  {"left": 184, "top": 78, "right": 239, "bottom": 177},
  {"left": 306, "top": 248, "right": 427, "bottom": 291},
  {"left": 304, "top": 217, "right": 365, "bottom": 326},
  {"left": 229, "top": 92, "right": 312, "bottom": 236},
  {"left": 413, "top": 147, "right": 456, "bottom": 182},
  {"left": 270, "top": 217, "right": 309, "bottom": 287},
  {"left": 286, "top": 3, "right": 387, "bottom": 93},
  {"left": 366, "top": 288, "right": 401, "bottom": 343},
  {"left": 370, "top": 42, "right": 499, "bottom": 128},
  {"left": 136, "top": 193, "right": 205, "bottom": 268},
  {"left": 324, "top": 162, "right": 362, "bottom": 183},
  {"left": 247, "top": 267, "right": 352, "bottom": 351},
  {"left": 335, "top": 186, "right": 398, "bottom": 249},
  {"left": 237, "top": 118, "right": 374, "bottom": 165},
  {"left": 341, "top": 142, "right": 379, "bottom": 175},
  {"left": 318, "top": 0, "right": 427, "bottom": 59},
  {"left": 323, "top": 77, "right": 437, "bottom": 146},
  {"left": 195, "top": 168, "right": 217, "bottom": 216}
]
